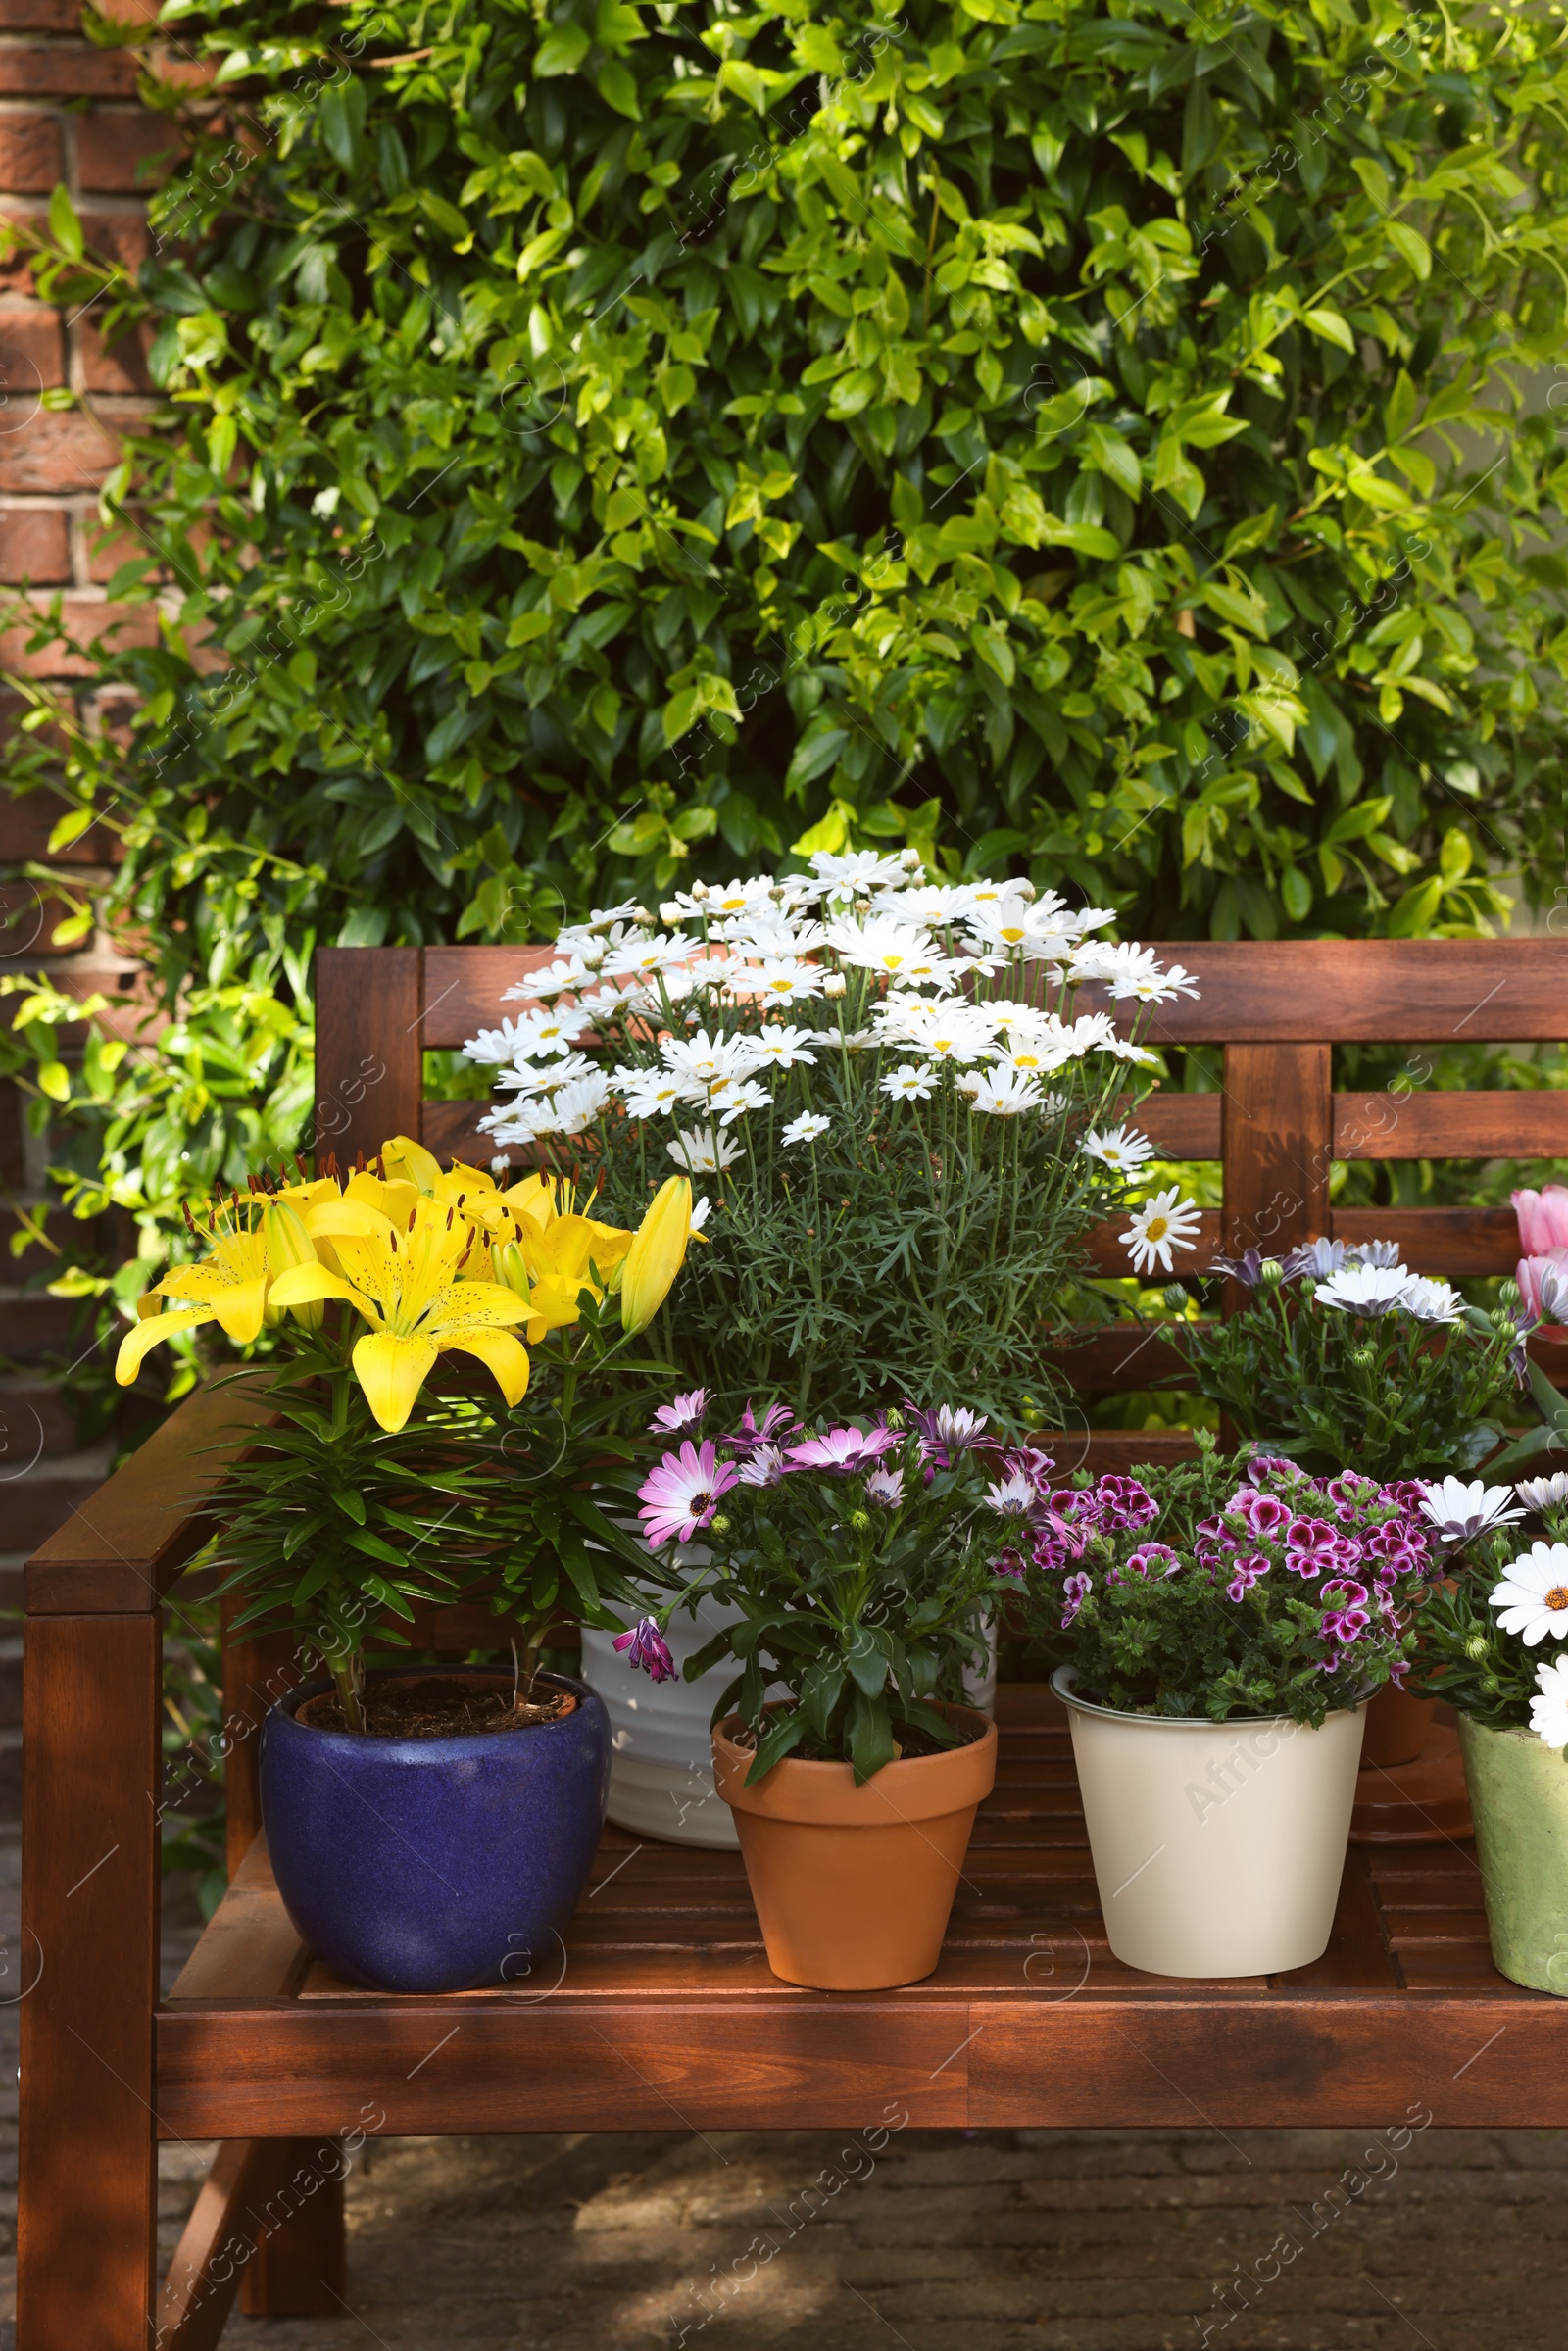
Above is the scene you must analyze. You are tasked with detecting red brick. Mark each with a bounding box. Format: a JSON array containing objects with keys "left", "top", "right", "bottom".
[
  {"left": 0, "top": 50, "right": 140, "bottom": 98},
  {"left": 0, "top": 592, "right": 159, "bottom": 672},
  {"left": 0, "top": 110, "right": 62, "bottom": 193},
  {"left": 0, "top": 404, "right": 125, "bottom": 494},
  {"left": 76, "top": 107, "right": 178, "bottom": 193},
  {"left": 75, "top": 312, "right": 151, "bottom": 392},
  {"left": 78, "top": 208, "right": 150, "bottom": 272},
  {"left": 0, "top": 505, "right": 68, "bottom": 581},
  {"left": 0, "top": 300, "right": 62, "bottom": 387},
  {"left": 0, "top": 781, "right": 117, "bottom": 861},
  {"left": 0, "top": 1083, "right": 23, "bottom": 1188},
  {"left": 83, "top": 511, "right": 157, "bottom": 582},
  {"left": 0, "top": 0, "right": 79, "bottom": 26}
]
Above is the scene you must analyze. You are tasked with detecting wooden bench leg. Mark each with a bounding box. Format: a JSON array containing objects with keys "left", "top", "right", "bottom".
[
  {"left": 19, "top": 1614, "right": 161, "bottom": 2350},
  {"left": 221, "top": 1610, "right": 348, "bottom": 2313}
]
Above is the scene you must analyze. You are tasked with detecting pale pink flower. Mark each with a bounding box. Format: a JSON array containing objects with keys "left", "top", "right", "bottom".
[{"left": 637, "top": 1441, "right": 737, "bottom": 1547}]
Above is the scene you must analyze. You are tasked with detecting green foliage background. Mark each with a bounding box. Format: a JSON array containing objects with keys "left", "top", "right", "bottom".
[{"left": 1, "top": 0, "right": 1565, "bottom": 1273}]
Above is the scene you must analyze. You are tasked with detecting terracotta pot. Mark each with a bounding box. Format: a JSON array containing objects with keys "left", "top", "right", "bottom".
[
  {"left": 711, "top": 1705, "right": 997, "bottom": 1990},
  {"left": 1361, "top": 1683, "right": 1434, "bottom": 1769}
]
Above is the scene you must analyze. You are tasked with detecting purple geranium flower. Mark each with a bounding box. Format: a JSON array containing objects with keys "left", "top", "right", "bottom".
[
  {"left": 1089, "top": 1475, "right": 1159, "bottom": 1532},
  {"left": 1115, "top": 1543, "right": 1182, "bottom": 1583},
  {"left": 992, "top": 1545, "right": 1027, "bottom": 1582},
  {"left": 612, "top": 1616, "right": 676, "bottom": 1682},
  {"left": 1225, "top": 1552, "right": 1271, "bottom": 1600},
  {"left": 723, "top": 1399, "right": 799, "bottom": 1454},
  {"left": 788, "top": 1425, "right": 902, "bottom": 1474},
  {"left": 1230, "top": 1488, "right": 1294, "bottom": 1541},
  {"left": 637, "top": 1440, "right": 738, "bottom": 1547},
  {"left": 1246, "top": 1454, "right": 1306, "bottom": 1487},
  {"left": 1321, "top": 1608, "right": 1372, "bottom": 1645},
  {"left": 1284, "top": 1516, "right": 1340, "bottom": 1575},
  {"left": 1319, "top": 1578, "right": 1369, "bottom": 1612},
  {"left": 649, "top": 1388, "right": 708, "bottom": 1436},
  {"left": 1061, "top": 1571, "right": 1092, "bottom": 1628}
]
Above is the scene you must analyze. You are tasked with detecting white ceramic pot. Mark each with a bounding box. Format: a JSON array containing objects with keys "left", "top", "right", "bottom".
[
  {"left": 581, "top": 1578, "right": 743, "bottom": 1848},
  {"left": 1053, "top": 1666, "right": 1366, "bottom": 1979}
]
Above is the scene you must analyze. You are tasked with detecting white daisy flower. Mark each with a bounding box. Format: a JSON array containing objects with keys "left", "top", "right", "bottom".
[
  {"left": 1120, "top": 1188, "right": 1203, "bottom": 1275},
  {"left": 599, "top": 933, "right": 691, "bottom": 980},
  {"left": 781, "top": 1111, "right": 831, "bottom": 1147},
  {"left": 689, "top": 1195, "right": 713, "bottom": 1233},
  {"left": 1492, "top": 1542, "right": 1568, "bottom": 1645},
  {"left": 1315, "top": 1264, "right": 1417, "bottom": 1317},
  {"left": 750, "top": 959, "right": 825, "bottom": 1006},
  {"left": 875, "top": 997, "right": 997, "bottom": 1064},
  {"left": 667, "top": 878, "right": 776, "bottom": 921},
  {"left": 1067, "top": 941, "right": 1200, "bottom": 1002},
  {"left": 464, "top": 1015, "right": 566, "bottom": 1066},
  {"left": 895, "top": 883, "right": 974, "bottom": 926},
  {"left": 809, "top": 850, "right": 910, "bottom": 891},
  {"left": 881, "top": 1062, "right": 937, "bottom": 1102},
  {"left": 549, "top": 1071, "right": 612, "bottom": 1135},
  {"left": 964, "top": 1068, "right": 1045, "bottom": 1117},
  {"left": 708, "top": 1076, "right": 772, "bottom": 1128},
  {"left": 614, "top": 1071, "right": 698, "bottom": 1119},
  {"left": 823, "top": 915, "right": 939, "bottom": 979},
  {"left": 502, "top": 955, "right": 594, "bottom": 1001},
  {"left": 1082, "top": 1125, "right": 1156, "bottom": 1175},
  {"left": 1518, "top": 1473, "right": 1568, "bottom": 1512},
  {"left": 720, "top": 917, "right": 827, "bottom": 959},
  {"left": 1399, "top": 1275, "right": 1464, "bottom": 1325},
  {"left": 1531, "top": 1655, "right": 1568, "bottom": 1749},
  {"left": 1416, "top": 1477, "right": 1528, "bottom": 1544},
  {"left": 660, "top": 1029, "right": 762, "bottom": 1087},
  {"left": 666, "top": 1126, "right": 745, "bottom": 1172},
  {"left": 496, "top": 1051, "right": 596, "bottom": 1096},
  {"left": 751, "top": 1024, "right": 819, "bottom": 1070}
]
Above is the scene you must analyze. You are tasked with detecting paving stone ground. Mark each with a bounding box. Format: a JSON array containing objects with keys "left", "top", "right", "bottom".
[{"left": 1, "top": 1848, "right": 1565, "bottom": 2350}]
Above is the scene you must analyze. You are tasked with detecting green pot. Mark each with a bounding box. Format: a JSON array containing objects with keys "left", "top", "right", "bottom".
[{"left": 1458, "top": 1713, "right": 1568, "bottom": 1994}]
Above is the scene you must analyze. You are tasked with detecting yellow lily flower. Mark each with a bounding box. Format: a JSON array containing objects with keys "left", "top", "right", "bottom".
[
  {"left": 269, "top": 1196, "right": 530, "bottom": 1432},
  {"left": 115, "top": 1199, "right": 321, "bottom": 1384}
]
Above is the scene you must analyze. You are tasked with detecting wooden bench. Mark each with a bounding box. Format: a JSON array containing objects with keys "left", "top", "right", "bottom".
[{"left": 20, "top": 937, "right": 1568, "bottom": 2348}]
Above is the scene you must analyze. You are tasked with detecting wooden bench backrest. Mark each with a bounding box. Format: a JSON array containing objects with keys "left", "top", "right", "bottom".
[{"left": 315, "top": 940, "right": 1568, "bottom": 1448}]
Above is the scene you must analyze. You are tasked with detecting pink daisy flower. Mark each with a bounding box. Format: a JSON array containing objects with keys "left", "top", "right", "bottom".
[
  {"left": 637, "top": 1440, "right": 737, "bottom": 1547},
  {"left": 649, "top": 1388, "right": 709, "bottom": 1436},
  {"left": 787, "top": 1426, "right": 902, "bottom": 1474}
]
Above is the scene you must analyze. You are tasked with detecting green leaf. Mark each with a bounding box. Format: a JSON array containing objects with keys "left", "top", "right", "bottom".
[
  {"left": 1301, "top": 308, "right": 1355, "bottom": 353},
  {"left": 1385, "top": 222, "right": 1432, "bottom": 280},
  {"left": 48, "top": 183, "right": 83, "bottom": 263},
  {"left": 534, "top": 22, "right": 591, "bottom": 75}
]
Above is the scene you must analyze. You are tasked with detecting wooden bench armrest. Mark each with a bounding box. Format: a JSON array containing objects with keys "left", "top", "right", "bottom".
[{"left": 24, "top": 1369, "right": 281, "bottom": 1615}]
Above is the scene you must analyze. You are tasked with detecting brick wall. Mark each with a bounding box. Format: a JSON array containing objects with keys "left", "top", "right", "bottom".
[{"left": 0, "top": 0, "right": 172, "bottom": 1637}]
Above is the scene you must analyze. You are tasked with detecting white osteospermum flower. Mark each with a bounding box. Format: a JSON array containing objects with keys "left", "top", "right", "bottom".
[
  {"left": 1416, "top": 1478, "right": 1528, "bottom": 1544},
  {"left": 781, "top": 1111, "right": 831, "bottom": 1147},
  {"left": 751, "top": 1024, "right": 819, "bottom": 1070},
  {"left": 963, "top": 1068, "right": 1045, "bottom": 1117},
  {"left": 667, "top": 1126, "right": 745, "bottom": 1173},
  {"left": 881, "top": 1062, "right": 937, "bottom": 1102},
  {"left": 1082, "top": 1125, "right": 1157, "bottom": 1176},
  {"left": 1315, "top": 1264, "right": 1417, "bottom": 1317},
  {"left": 1530, "top": 1655, "right": 1568, "bottom": 1749},
  {"left": 1491, "top": 1542, "right": 1568, "bottom": 1645},
  {"left": 1518, "top": 1473, "right": 1568, "bottom": 1512},
  {"left": 1400, "top": 1275, "right": 1464, "bottom": 1325},
  {"left": 1120, "top": 1188, "right": 1203, "bottom": 1275}
]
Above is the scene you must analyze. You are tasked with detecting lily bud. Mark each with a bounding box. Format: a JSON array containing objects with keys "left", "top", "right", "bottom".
[
  {"left": 263, "top": 1200, "right": 322, "bottom": 1330},
  {"left": 492, "top": 1240, "right": 532, "bottom": 1301},
  {"left": 619, "top": 1176, "right": 691, "bottom": 1333}
]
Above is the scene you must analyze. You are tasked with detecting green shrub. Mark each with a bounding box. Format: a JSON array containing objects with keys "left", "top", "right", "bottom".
[{"left": 2, "top": 0, "right": 1564, "bottom": 1261}]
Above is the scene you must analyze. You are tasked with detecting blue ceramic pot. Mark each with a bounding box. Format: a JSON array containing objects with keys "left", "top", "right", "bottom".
[{"left": 260, "top": 1667, "right": 610, "bottom": 1993}]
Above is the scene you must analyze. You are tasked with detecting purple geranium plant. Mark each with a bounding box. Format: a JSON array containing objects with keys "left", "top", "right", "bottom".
[
  {"left": 1014, "top": 1435, "right": 1437, "bottom": 1723},
  {"left": 626, "top": 1399, "right": 1037, "bottom": 1782}
]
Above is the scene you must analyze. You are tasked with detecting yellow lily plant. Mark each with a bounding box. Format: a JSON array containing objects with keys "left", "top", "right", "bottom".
[{"left": 116, "top": 1142, "right": 696, "bottom": 1434}]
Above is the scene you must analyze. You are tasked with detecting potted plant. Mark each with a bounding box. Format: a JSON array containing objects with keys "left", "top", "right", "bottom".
[
  {"left": 620, "top": 1399, "right": 1026, "bottom": 1989},
  {"left": 1014, "top": 1441, "right": 1437, "bottom": 1978},
  {"left": 1170, "top": 1240, "right": 1536, "bottom": 1776},
  {"left": 463, "top": 848, "right": 1203, "bottom": 1428},
  {"left": 1407, "top": 1471, "right": 1568, "bottom": 1992},
  {"left": 118, "top": 1139, "right": 693, "bottom": 1994}
]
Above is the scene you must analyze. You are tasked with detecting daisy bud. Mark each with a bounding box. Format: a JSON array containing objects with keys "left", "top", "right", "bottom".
[
  {"left": 1480, "top": 1671, "right": 1502, "bottom": 1693},
  {"left": 660, "top": 902, "right": 684, "bottom": 923},
  {"left": 1015, "top": 878, "right": 1037, "bottom": 901},
  {"left": 1465, "top": 1632, "right": 1492, "bottom": 1660},
  {"left": 634, "top": 905, "right": 656, "bottom": 926},
  {"left": 689, "top": 880, "right": 710, "bottom": 902},
  {"left": 1162, "top": 1284, "right": 1188, "bottom": 1313},
  {"left": 898, "top": 846, "right": 921, "bottom": 871},
  {"left": 883, "top": 1406, "right": 906, "bottom": 1431},
  {"left": 1350, "top": 1344, "right": 1377, "bottom": 1369},
  {"left": 709, "top": 1512, "right": 732, "bottom": 1538},
  {"left": 854, "top": 898, "right": 872, "bottom": 917},
  {"left": 1499, "top": 1277, "right": 1522, "bottom": 1309},
  {"left": 1258, "top": 1259, "right": 1284, "bottom": 1288},
  {"left": 848, "top": 1508, "right": 872, "bottom": 1533},
  {"left": 822, "top": 973, "right": 847, "bottom": 998}
]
